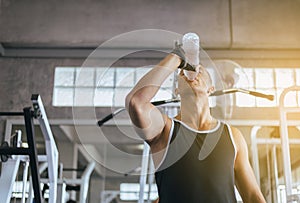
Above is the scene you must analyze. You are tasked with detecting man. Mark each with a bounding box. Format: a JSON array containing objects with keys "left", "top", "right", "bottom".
[{"left": 125, "top": 46, "right": 266, "bottom": 203}]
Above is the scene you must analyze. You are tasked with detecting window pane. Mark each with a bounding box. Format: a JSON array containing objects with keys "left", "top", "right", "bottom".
[
  {"left": 256, "top": 89, "right": 276, "bottom": 107},
  {"left": 135, "top": 67, "right": 151, "bottom": 83},
  {"left": 114, "top": 88, "right": 131, "bottom": 107},
  {"left": 162, "top": 74, "right": 175, "bottom": 88},
  {"left": 255, "top": 69, "right": 274, "bottom": 88},
  {"left": 296, "top": 69, "right": 300, "bottom": 85},
  {"left": 54, "top": 67, "right": 74, "bottom": 86},
  {"left": 74, "top": 88, "right": 94, "bottom": 106},
  {"left": 275, "top": 68, "right": 294, "bottom": 88},
  {"left": 236, "top": 90, "right": 255, "bottom": 107},
  {"left": 75, "top": 68, "right": 94, "bottom": 87},
  {"left": 96, "top": 68, "right": 115, "bottom": 87},
  {"left": 116, "top": 68, "right": 135, "bottom": 87},
  {"left": 152, "top": 89, "right": 173, "bottom": 101},
  {"left": 120, "top": 183, "right": 158, "bottom": 201},
  {"left": 94, "top": 88, "right": 114, "bottom": 106},
  {"left": 284, "top": 91, "right": 297, "bottom": 107},
  {"left": 235, "top": 68, "right": 254, "bottom": 88},
  {"left": 53, "top": 88, "right": 74, "bottom": 106}
]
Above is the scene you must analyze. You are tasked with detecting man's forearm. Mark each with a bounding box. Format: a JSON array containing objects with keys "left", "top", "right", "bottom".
[{"left": 125, "top": 54, "right": 181, "bottom": 107}]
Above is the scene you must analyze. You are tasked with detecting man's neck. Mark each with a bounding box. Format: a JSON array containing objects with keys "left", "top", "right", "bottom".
[{"left": 176, "top": 97, "right": 217, "bottom": 131}]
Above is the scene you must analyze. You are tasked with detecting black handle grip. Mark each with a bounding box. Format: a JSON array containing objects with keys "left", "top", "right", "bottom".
[
  {"left": 249, "top": 91, "right": 274, "bottom": 101},
  {"left": 97, "top": 114, "right": 114, "bottom": 127},
  {"left": 210, "top": 90, "right": 225, "bottom": 96}
]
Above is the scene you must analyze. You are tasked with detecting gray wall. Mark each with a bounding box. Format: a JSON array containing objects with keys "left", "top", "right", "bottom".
[{"left": 1, "top": 0, "right": 300, "bottom": 48}]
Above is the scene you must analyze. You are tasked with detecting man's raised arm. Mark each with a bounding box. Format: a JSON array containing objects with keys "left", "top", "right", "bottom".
[{"left": 125, "top": 54, "right": 181, "bottom": 142}]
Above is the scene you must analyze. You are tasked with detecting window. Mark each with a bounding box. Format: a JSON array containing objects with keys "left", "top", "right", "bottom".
[
  {"left": 53, "top": 67, "right": 300, "bottom": 108},
  {"left": 119, "top": 183, "right": 158, "bottom": 201},
  {"left": 53, "top": 67, "right": 179, "bottom": 107},
  {"left": 235, "top": 68, "right": 300, "bottom": 107}
]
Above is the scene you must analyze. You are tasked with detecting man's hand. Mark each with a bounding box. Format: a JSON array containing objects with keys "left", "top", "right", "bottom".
[{"left": 171, "top": 41, "right": 197, "bottom": 72}]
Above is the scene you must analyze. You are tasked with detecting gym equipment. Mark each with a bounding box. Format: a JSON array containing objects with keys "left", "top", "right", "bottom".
[
  {"left": 97, "top": 88, "right": 274, "bottom": 126},
  {"left": 279, "top": 86, "right": 300, "bottom": 202},
  {"left": 0, "top": 94, "right": 59, "bottom": 203},
  {"left": 40, "top": 161, "right": 95, "bottom": 203},
  {"left": 0, "top": 94, "right": 95, "bottom": 203},
  {"left": 249, "top": 86, "right": 300, "bottom": 203},
  {"left": 212, "top": 88, "right": 274, "bottom": 101},
  {"left": 0, "top": 130, "right": 22, "bottom": 203}
]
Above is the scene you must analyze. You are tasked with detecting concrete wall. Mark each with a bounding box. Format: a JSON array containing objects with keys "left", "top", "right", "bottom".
[{"left": 1, "top": 0, "right": 300, "bottom": 48}]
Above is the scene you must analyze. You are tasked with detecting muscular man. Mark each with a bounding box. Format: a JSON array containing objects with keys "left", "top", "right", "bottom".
[{"left": 125, "top": 47, "right": 265, "bottom": 203}]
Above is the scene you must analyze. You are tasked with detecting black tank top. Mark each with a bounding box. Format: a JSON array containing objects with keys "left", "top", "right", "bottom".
[{"left": 155, "top": 120, "right": 237, "bottom": 203}]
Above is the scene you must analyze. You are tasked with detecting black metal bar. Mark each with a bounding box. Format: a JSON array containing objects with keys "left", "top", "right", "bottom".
[
  {"left": 0, "top": 147, "right": 30, "bottom": 155},
  {"left": 0, "top": 112, "right": 24, "bottom": 116},
  {"left": 151, "top": 98, "right": 180, "bottom": 106},
  {"left": 97, "top": 89, "right": 275, "bottom": 127},
  {"left": 248, "top": 90, "right": 274, "bottom": 101},
  {"left": 97, "top": 113, "right": 115, "bottom": 127},
  {"left": 210, "top": 88, "right": 274, "bottom": 101},
  {"left": 97, "top": 98, "right": 180, "bottom": 127},
  {"left": 23, "top": 107, "right": 42, "bottom": 203}
]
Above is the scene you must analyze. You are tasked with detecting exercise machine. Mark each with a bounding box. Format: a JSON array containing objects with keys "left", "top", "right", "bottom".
[{"left": 0, "top": 94, "right": 58, "bottom": 203}]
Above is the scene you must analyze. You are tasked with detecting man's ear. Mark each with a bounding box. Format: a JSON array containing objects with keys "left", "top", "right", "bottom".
[{"left": 207, "top": 86, "right": 215, "bottom": 95}]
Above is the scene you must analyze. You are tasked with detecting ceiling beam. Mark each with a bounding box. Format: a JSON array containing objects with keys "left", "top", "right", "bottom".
[{"left": 1, "top": 43, "right": 300, "bottom": 60}]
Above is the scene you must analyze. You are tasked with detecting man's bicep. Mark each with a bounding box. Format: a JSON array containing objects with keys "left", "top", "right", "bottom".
[{"left": 129, "top": 103, "right": 167, "bottom": 142}]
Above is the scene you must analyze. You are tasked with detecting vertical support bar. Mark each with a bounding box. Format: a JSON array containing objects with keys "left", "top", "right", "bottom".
[
  {"left": 23, "top": 107, "right": 42, "bottom": 203},
  {"left": 21, "top": 161, "right": 29, "bottom": 203},
  {"left": 278, "top": 86, "right": 300, "bottom": 201},
  {"left": 56, "top": 182, "right": 66, "bottom": 203},
  {"left": 32, "top": 94, "right": 58, "bottom": 203},
  {"left": 0, "top": 153, "right": 21, "bottom": 203},
  {"left": 71, "top": 143, "right": 79, "bottom": 200},
  {"left": 27, "top": 163, "right": 48, "bottom": 203},
  {"left": 250, "top": 126, "right": 261, "bottom": 187},
  {"left": 138, "top": 142, "right": 150, "bottom": 203},
  {"left": 279, "top": 108, "right": 293, "bottom": 198},
  {"left": 26, "top": 177, "right": 33, "bottom": 203},
  {"left": 147, "top": 158, "right": 155, "bottom": 203},
  {"left": 272, "top": 146, "right": 279, "bottom": 203},
  {"left": 79, "top": 162, "right": 95, "bottom": 203},
  {"left": 266, "top": 144, "right": 272, "bottom": 202}
]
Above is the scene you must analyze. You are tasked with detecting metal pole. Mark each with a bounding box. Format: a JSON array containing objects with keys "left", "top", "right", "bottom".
[
  {"left": 138, "top": 143, "right": 150, "bottom": 203},
  {"left": 250, "top": 126, "right": 261, "bottom": 187},
  {"left": 21, "top": 161, "right": 29, "bottom": 203},
  {"left": 146, "top": 159, "right": 155, "bottom": 203},
  {"left": 279, "top": 108, "right": 292, "bottom": 197},
  {"left": 32, "top": 94, "right": 58, "bottom": 203},
  {"left": 266, "top": 144, "right": 272, "bottom": 202},
  {"left": 279, "top": 87, "right": 298, "bottom": 199},
  {"left": 23, "top": 107, "right": 42, "bottom": 203},
  {"left": 272, "top": 146, "right": 279, "bottom": 203},
  {"left": 79, "top": 162, "right": 95, "bottom": 203},
  {"left": 0, "top": 112, "right": 24, "bottom": 116}
]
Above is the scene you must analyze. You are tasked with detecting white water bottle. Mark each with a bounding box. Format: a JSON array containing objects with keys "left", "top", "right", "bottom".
[{"left": 182, "top": 33, "right": 200, "bottom": 81}]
